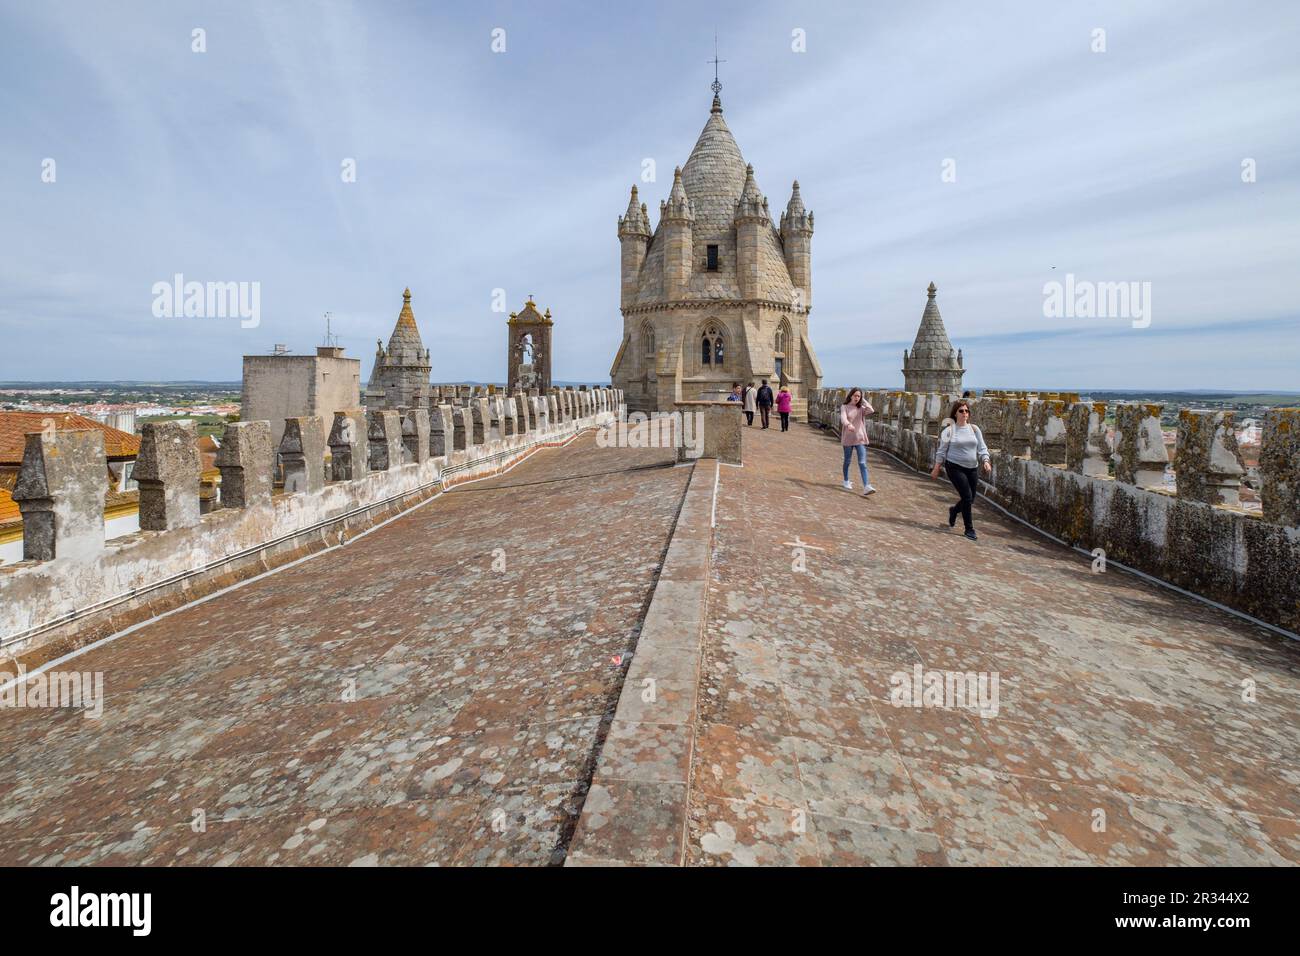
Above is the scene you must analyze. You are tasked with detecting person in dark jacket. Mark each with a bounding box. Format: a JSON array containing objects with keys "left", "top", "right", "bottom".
[{"left": 756, "top": 380, "right": 774, "bottom": 429}]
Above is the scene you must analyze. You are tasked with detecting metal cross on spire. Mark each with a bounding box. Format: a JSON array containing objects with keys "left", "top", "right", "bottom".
[{"left": 708, "top": 33, "right": 725, "bottom": 96}]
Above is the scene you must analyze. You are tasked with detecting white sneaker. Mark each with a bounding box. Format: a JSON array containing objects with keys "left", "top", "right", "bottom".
[
  {"left": 862, "top": 485, "right": 877, "bottom": 497},
  {"left": 842, "top": 480, "right": 853, "bottom": 490}
]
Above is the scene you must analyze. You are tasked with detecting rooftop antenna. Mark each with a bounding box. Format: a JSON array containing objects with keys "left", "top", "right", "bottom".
[
  {"left": 322, "top": 312, "right": 340, "bottom": 348},
  {"left": 270, "top": 344, "right": 292, "bottom": 355},
  {"left": 708, "top": 32, "right": 726, "bottom": 96}
]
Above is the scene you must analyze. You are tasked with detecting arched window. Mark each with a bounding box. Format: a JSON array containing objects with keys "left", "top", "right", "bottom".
[
  {"left": 774, "top": 318, "right": 792, "bottom": 383},
  {"left": 701, "top": 323, "right": 725, "bottom": 369},
  {"left": 641, "top": 322, "right": 655, "bottom": 363}
]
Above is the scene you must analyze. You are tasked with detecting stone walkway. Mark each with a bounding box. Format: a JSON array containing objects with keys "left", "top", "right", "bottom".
[
  {"left": 686, "top": 423, "right": 1299, "bottom": 865},
  {"left": 2, "top": 422, "right": 1296, "bottom": 866},
  {"left": 0, "top": 434, "right": 684, "bottom": 865}
]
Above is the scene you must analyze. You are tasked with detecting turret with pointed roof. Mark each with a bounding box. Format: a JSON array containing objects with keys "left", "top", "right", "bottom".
[
  {"left": 365, "top": 288, "right": 432, "bottom": 409},
  {"left": 610, "top": 88, "right": 822, "bottom": 415},
  {"left": 902, "top": 282, "right": 965, "bottom": 394}
]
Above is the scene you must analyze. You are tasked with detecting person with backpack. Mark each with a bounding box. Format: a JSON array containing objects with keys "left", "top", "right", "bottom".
[
  {"left": 776, "top": 385, "right": 793, "bottom": 431},
  {"left": 756, "top": 380, "right": 774, "bottom": 429},
  {"left": 839, "top": 388, "right": 876, "bottom": 496},
  {"left": 929, "top": 398, "right": 991, "bottom": 540}
]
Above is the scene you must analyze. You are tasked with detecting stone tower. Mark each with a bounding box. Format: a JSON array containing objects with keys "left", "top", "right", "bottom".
[
  {"left": 610, "top": 89, "right": 822, "bottom": 416},
  {"left": 365, "top": 288, "right": 431, "bottom": 409},
  {"left": 902, "top": 282, "right": 964, "bottom": 394},
  {"left": 507, "top": 297, "right": 553, "bottom": 393}
]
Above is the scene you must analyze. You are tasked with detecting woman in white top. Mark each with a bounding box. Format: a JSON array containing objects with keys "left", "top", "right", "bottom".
[{"left": 929, "top": 399, "right": 991, "bottom": 540}]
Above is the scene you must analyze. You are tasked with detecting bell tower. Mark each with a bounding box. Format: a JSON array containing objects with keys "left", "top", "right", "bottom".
[{"left": 507, "top": 297, "right": 554, "bottom": 393}]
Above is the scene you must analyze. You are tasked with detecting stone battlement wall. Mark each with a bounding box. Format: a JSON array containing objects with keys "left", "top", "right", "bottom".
[
  {"left": 0, "top": 387, "right": 624, "bottom": 661},
  {"left": 808, "top": 388, "right": 1300, "bottom": 635}
]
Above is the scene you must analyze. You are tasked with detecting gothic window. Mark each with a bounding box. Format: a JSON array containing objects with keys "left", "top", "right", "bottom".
[
  {"left": 774, "top": 320, "right": 789, "bottom": 357},
  {"left": 706, "top": 244, "right": 719, "bottom": 271},
  {"left": 701, "top": 323, "right": 725, "bottom": 369},
  {"left": 641, "top": 322, "right": 655, "bottom": 363}
]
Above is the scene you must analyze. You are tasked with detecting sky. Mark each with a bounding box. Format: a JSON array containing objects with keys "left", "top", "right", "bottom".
[{"left": 1, "top": 0, "right": 1298, "bottom": 391}]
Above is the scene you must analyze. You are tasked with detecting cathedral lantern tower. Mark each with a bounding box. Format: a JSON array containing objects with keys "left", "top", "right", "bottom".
[{"left": 609, "top": 83, "right": 822, "bottom": 416}]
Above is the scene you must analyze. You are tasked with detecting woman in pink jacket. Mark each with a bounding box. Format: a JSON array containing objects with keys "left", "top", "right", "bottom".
[
  {"left": 840, "top": 388, "right": 876, "bottom": 496},
  {"left": 776, "top": 386, "right": 793, "bottom": 431}
]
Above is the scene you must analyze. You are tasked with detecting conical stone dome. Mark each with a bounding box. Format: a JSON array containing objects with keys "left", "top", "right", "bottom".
[
  {"left": 632, "top": 95, "right": 797, "bottom": 307},
  {"left": 902, "top": 282, "right": 964, "bottom": 394}
]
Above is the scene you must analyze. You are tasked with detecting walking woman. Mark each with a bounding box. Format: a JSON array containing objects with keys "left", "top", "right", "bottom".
[
  {"left": 776, "top": 385, "right": 793, "bottom": 431},
  {"left": 929, "top": 399, "right": 991, "bottom": 540},
  {"left": 742, "top": 381, "right": 757, "bottom": 426},
  {"left": 839, "top": 388, "right": 876, "bottom": 496}
]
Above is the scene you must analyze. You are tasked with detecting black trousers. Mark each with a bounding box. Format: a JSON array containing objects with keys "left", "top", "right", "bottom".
[
  {"left": 745, "top": 411, "right": 754, "bottom": 425},
  {"left": 779, "top": 411, "right": 790, "bottom": 431},
  {"left": 759, "top": 405, "right": 771, "bottom": 428},
  {"left": 946, "top": 463, "right": 979, "bottom": 532}
]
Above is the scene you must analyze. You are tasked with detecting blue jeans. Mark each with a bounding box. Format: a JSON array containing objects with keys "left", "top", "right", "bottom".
[{"left": 842, "top": 444, "right": 869, "bottom": 485}]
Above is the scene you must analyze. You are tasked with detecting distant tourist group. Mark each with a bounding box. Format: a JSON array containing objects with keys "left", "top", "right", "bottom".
[{"left": 728, "top": 380, "right": 792, "bottom": 431}]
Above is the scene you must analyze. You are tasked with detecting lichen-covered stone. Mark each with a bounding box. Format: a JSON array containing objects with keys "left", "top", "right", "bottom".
[
  {"left": 1174, "top": 409, "right": 1245, "bottom": 506},
  {"left": 1065, "top": 401, "right": 1111, "bottom": 477},
  {"left": 136, "top": 420, "right": 201, "bottom": 530},
  {"left": 367, "top": 410, "right": 402, "bottom": 471},
  {"left": 328, "top": 408, "right": 369, "bottom": 482},
  {"left": 1260, "top": 407, "right": 1300, "bottom": 526},
  {"left": 1030, "top": 400, "right": 1069, "bottom": 466},
  {"left": 280, "top": 416, "right": 326, "bottom": 493},
  {"left": 216, "top": 420, "right": 274, "bottom": 508},
  {"left": 1113, "top": 403, "right": 1168, "bottom": 487},
  {"left": 12, "top": 429, "right": 106, "bottom": 561},
  {"left": 429, "top": 404, "right": 455, "bottom": 457},
  {"left": 402, "top": 407, "right": 431, "bottom": 464}
]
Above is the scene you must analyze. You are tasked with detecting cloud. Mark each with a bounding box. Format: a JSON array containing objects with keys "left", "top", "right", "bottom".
[{"left": 0, "top": 0, "right": 1297, "bottom": 389}]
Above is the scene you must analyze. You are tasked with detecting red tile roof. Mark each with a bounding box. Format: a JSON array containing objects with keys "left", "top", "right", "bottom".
[
  {"left": 0, "top": 487, "right": 18, "bottom": 527},
  {"left": 0, "top": 412, "right": 141, "bottom": 465}
]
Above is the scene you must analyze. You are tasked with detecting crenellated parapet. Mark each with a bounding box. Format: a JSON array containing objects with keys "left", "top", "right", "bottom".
[
  {"left": 1174, "top": 409, "right": 1245, "bottom": 506},
  {"left": 11, "top": 429, "right": 106, "bottom": 562},
  {"left": 1030, "top": 400, "right": 1069, "bottom": 466},
  {"left": 402, "top": 407, "right": 431, "bottom": 465},
  {"left": 216, "top": 420, "right": 275, "bottom": 508},
  {"left": 0, "top": 386, "right": 621, "bottom": 656},
  {"left": 328, "top": 409, "right": 369, "bottom": 482},
  {"left": 804, "top": 386, "right": 1299, "bottom": 634},
  {"left": 1065, "top": 402, "right": 1111, "bottom": 477},
  {"left": 1260, "top": 408, "right": 1300, "bottom": 526},
  {"left": 137, "top": 421, "right": 203, "bottom": 529},
  {"left": 1113, "top": 403, "right": 1169, "bottom": 488},
  {"left": 280, "top": 417, "right": 326, "bottom": 494}
]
